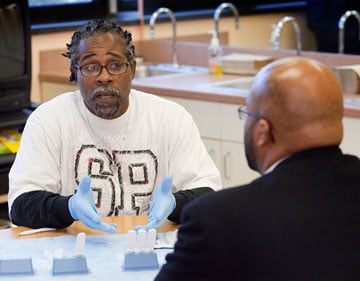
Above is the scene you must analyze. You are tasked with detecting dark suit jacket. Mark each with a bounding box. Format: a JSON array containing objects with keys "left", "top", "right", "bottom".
[{"left": 155, "top": 146, "right": 360, "bottom": 281}]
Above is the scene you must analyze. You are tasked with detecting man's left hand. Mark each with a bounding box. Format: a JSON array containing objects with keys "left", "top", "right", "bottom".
[{"left": 135, "top": 176, "right": 175, "bottom": 231}]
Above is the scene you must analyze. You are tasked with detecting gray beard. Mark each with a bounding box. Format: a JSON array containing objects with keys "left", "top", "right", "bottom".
[
  {"left": 92, "top": 101, "right": 122, "bottom": 119},
  {"left": 91, "top": 86, "right": 122, "bottom": 119}
]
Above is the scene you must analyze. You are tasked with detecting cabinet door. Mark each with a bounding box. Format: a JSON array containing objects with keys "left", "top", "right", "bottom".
[
  {"left": 221, "top": 103, "right": 244, "bottom": 143},
  {"left": 221, "top": 141, "right": 259, "bottom": 188},
  {"left": 165, "top": 97, "right": 222, "bottom": 139},
  {"left": 342, "top": 117, "right": 360, "bottom": 157},
  {"left": 202, "top": 138, "right": 222, "bottom": 177},
  {"left": 221, "top": 103, "right": 259, "bottom": 188}
]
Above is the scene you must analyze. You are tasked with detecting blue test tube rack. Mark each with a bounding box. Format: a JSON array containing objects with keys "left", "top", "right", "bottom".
[
  {"left": 124, "top": 251, "right": 159, "bottom": 271},
  {"left": 0, "top": 257, "right": 34, "bottom": 275}
]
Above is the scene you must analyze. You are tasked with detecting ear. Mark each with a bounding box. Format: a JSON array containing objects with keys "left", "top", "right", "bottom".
[
  {"left": 130, "top": 60, "right": 137, "bottom": 79},
  {"left": 255, "top": 119, "right": 272, "bottom": 147},
  {"left": 70, "top": 67, "right": 77, "bottom": 82}
]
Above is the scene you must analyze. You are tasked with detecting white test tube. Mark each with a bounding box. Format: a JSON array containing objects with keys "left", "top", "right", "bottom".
[
  {"left": 127, "top": 230, "right": 137, "bottom": 253},
  {"left": 75, "top": 232, "right": 86, "bottom": 257},
  {"left": 136, "top": 229, "right": 147, "bottom": 252},
  {"left": 145, "top": 229, "right": 157, "bottom": 252}
]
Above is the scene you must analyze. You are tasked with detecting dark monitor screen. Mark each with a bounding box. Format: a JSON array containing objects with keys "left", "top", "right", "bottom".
[
  {"left": 142, "top": 0, "right": 305, "bottom": 15},
  {"left": 0, "top": 0, "right": 31, "bottom": 115},
  {"left": 143, "top": 0, "right": 227, "bottom": 15},
  {"left": 29, "top": 0, "right": 108, "bottom": 24},
  {"left": 0, "top": 3, "right": 25, "bottom": 79}
]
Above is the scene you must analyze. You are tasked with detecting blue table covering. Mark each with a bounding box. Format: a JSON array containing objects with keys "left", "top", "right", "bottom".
[{"left": 0, "top": 233, "right": 175, "bottom": 280}]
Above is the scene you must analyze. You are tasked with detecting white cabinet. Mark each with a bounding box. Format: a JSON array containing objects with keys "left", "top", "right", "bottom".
[
  {"left": 222, "top": 140, "right": 259, "bottom": 187},
  {"left": 219, "top": 103, "right": 259, "bottom": 187},
  {"left": 203, "top": 138, "right": 259, "bottom": 188},
  {"left": 167, "top": 97, "right": 259, "bottom": 188},
  {"left": 202, "top": 138, "right": 222, "bottom": 173},
  {"left": 167, "top": 98, "right": 222, "bottom": 139},
  {"left": 342, "top": 117, "right": 360, "bottom": 157}
]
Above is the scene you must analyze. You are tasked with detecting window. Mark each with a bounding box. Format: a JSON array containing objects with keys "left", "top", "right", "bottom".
[
  {"left": 28, "top": 0, "right": 108, "bottom": 25},
  {"left": 29, "top": 0, "right": 92, "bottom": 6},
  {"left": 28, "top": 0, "right": 305, "bottom": 26},
  {"left": 140, "top": 1, "right": 305, "bottom": 16}
]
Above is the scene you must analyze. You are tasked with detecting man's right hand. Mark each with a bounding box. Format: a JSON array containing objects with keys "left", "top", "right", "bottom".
[{"left": 68, "top": 176, "right": 117, "bottom": 233}]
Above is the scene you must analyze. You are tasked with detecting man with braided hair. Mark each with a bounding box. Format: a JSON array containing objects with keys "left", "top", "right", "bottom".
[{"left": 8, "top": 19, "right": 221, "bottom": 233}]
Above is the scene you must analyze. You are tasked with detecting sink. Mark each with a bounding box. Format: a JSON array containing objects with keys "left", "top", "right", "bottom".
[
  {"left": 198, "top": 76, "right": 254, "bottom": 94},
  {"left": 135, "top": 63, "right": 208, "bottom": 79},
  {"left": 212, "top": 77, "right": 254, "bottom": 89}
]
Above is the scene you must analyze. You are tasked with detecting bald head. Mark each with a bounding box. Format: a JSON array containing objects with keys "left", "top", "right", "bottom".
[{"left": 245, "top": 57, "right": 344, "bottom": 173}]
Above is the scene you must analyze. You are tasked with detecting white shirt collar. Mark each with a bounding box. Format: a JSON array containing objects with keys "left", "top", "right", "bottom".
[{"left": 263, "top": 156, "right": 290, "bottom": 175}]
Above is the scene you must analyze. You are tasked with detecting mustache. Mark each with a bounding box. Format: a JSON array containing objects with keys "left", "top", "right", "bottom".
[{"left": 93, "top": 86, "right": 120, "bottom": 96}]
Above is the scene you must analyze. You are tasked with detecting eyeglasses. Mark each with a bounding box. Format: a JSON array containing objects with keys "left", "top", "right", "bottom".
[
  {"left": 75, "top": 62, "right": 131, "bottom": 77},
  {"left": 238, "top": 105, "right": 264, "bottom": 121}
]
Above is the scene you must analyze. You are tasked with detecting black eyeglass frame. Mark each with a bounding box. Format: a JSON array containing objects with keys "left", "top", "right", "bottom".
[
  {"left": 238, "top": 105, "right": 264, "bottom": 121},
  {"left": 75, "top": 62, "right": 131, "bottom": 77}
]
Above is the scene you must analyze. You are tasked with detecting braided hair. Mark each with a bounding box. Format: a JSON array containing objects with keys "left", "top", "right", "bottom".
[{"left": 62, "top": 19, "right": 136, "bottom": 82}]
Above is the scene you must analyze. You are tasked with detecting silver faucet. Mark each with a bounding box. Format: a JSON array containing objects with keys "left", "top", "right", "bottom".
[
  {"left": 270, "top": 16, "right": 302, "bottom": 56},
  {"left": 149, "top": 7, "right": 179, "bottom": 68},
  {"left": 338, "top": 10, "right": 360, "bottom": 54},
  {"left": 214, "top": 2, "right": 240, "bottom": 43}
]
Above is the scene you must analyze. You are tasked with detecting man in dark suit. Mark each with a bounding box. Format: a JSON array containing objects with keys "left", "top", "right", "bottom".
[{"left": 155, "top": 57, "right": 360, "bottom": 281}]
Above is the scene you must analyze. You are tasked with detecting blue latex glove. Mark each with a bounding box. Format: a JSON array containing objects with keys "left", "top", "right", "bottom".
[
  {"left": 135, "top": 176, "right": 176, "bottom": 231},
  {"left": 68, "top": 176, "right": 117, "bottom": 233}
]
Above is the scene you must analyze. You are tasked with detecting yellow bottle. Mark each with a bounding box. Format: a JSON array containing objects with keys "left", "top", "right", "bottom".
[{"left": 208, "top": 31, "right": 223, "bottom": 76}]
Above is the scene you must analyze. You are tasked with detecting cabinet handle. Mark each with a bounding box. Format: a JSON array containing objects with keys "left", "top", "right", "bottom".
[{"left": 224, "top": 151, "right": 231, "bottom": 179}]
